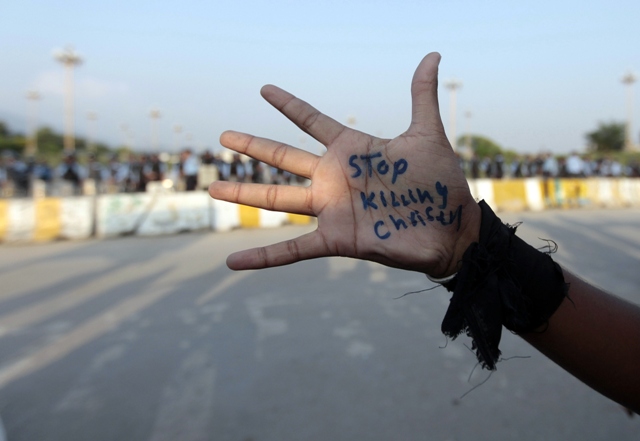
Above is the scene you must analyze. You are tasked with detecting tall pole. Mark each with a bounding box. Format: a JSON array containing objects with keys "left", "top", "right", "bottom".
[
  {"left": 121, "top": 124, "right": 129, "bottom": 149},
  {"left": 25, "top": 90, "right": 41, "bottom": 157},
  {"left": 445, "top": 79, "right": 463, "bottom": 151},
  {"left": 622, "top": 72, "right": 637, "bottom": 152},
  {"left": 173, "top": 124, "right": 183, "bottom": 151},
  {"left": 87, "top": 111, "right": 98, "bottom": 152},
  {"left": 149, "top": 109, "right": 161, "bottom": 151},
  {"left": 53, "top": 47, "right": 83, "bottom": 152},
  {"left": 464, "top": 110, "right": 472, "bottom": 159}
]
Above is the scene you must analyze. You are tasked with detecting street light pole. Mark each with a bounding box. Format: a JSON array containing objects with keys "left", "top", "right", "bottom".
[
  {"left": 87, "top": 112, "right": 97, "bottom": 152},
  {"left": 173, "top": 124, "right": 183, "bottom": 151},
  {"left": 622, "top": 72, "right": 637, "bottom": 152},
  {"left": 445, "top": 79, "right": 463, "bottom": 151},
  {"left": 463, "top": 110, "right": 473, "bottom": 159},
  {"left": 25, "top": 90, "right": 41, "bottom": 157},
  {"left": 53, "top": 47, "right": 83, "bottom": 152},
  {"left": 149, "top": 109, "right": 161, "bottom": 151}
]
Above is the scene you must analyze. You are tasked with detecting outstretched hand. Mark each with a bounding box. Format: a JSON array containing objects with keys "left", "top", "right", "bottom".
[{"left": 209, "top": 52, "right": 480, "bottom": 277}]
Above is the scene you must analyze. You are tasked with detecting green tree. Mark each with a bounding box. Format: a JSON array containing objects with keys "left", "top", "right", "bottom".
[
  {"left": 458, "top": 134, "right": 503, "bottom": 158},
  {"left": 0, "top": 120, "right": 26, "bottom": 153},
  {"left": 586, "top": 122, "right": 625, "bottom": 152},
  {"left": 0, "top": 121, "right": 10, "bottom": 137}
]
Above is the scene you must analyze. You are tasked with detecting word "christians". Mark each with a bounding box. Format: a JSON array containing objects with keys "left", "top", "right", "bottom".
[
  {"left": 361, "top": 186, "right": 462, "bottom": 240},
  {"left": 347, "top": 152, "right": 462, "bottom": 240}
]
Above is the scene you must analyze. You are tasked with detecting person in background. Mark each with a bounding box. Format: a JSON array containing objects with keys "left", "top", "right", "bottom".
[
  {"left": 228, "top": 153, "right": 245, "bottom": 182},
  {"left": 145, "top": 153, "right": 166, "bottom": 184},
  {"left": 106, "top": 154, "right": 128, "bottom": 193},
  {"left": 469, "top": 152, "right": 481, "bottom": 180},
  {"left": 565, "top": 151, "right": 584, "bottom": 178},
  {"left": 87, "top": 154, "right": 107, "bottom": 193},
  {"left": 180, "top": 148, "right": 199, "bottom": 191},
  {"left": 56, "top": 153, "right": 85, "bottom": 195}
]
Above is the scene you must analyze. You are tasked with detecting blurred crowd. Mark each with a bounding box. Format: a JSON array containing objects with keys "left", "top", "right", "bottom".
[
  {"left": 462, "top": 151, "right": 640, "bottom": 180},
  {"left": 2, "top": 149, "right": 640, "bottom": 198},
  {"left": 0, "top": 149, "right": 309, "bottom": 198}
]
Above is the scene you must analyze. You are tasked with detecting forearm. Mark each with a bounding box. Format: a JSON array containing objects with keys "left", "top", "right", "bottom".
[{"left": 522, "top": 269, "right": 640, "bottom": 413}]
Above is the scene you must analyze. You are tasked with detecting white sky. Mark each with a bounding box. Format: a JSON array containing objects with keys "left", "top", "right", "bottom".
[{"left": 1, "top": 0, "right": 638, "bottom": 154}]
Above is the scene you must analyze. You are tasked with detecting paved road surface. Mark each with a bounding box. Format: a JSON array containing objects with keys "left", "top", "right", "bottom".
[{"left": 0, "top": 208, "right": 639, "bottom": 440}]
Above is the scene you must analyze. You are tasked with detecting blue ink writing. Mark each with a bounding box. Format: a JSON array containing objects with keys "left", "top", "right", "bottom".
[
  {"left": 380, "top": 191, "right": 388, "bottom": 207},
  {"left": 436, "top": 181, "right": 448, "bottom": 209},
  {"left": 349, "top": 155, "right": 362, "bottom": 178},
  {"left": 408, "top": 189, "right": 418, "bottom": 204},
  {"left": 360, "top": 192, "right": 378, "bottom": 210},
  {"left": 416, "top": 188, "right": 434, "bottom": 204},
  {"left": 359, "top": 152, "right": 383, "bottom": 177},
  {"left": 392, "top": 159, "right": 408, "bottom": 184},
  {"left": 377, "top": 160, "right": 389, "bottom": 175},
  {"left": 389, "top": 215, "right": 408, "bottom": 231},
  {"left": 390, "top": 191, "right": 401, "bottom": 207},
  {"left": 374, "top": 220, "right": 391, "bottom": 239},
  {"left": 348, "top": 153, "right": 409, "bottom": 183}
]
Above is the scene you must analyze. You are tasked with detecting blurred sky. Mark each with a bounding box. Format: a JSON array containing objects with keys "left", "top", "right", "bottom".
[{"left": 1, "top": 0, "right": 638, "bottom": 154}]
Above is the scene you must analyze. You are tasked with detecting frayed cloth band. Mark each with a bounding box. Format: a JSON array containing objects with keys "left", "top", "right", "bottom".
[{"left": 439, "top": 200, "right": 568, "bottom": 370}]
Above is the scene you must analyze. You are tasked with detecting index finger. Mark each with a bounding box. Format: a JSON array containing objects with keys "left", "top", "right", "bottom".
[{"left": 261, "top": 85, "right": 347, "bottom": 147}]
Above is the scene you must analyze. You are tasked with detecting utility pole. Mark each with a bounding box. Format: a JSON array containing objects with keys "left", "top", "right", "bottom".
[
  {"left": 53, "top": 46, "right": 83, "bottom": 152},
  {"left": 622, "top": 72, "right": 637, "bottom": 151},
  {"left": 149, "top": 109, "right": 161, "bottom": 151},
  {"left": 173, "top": 124, "right": 183, "bottom": 151},
  {"left": 463, "top": 110, "right": 473, "bottom": 159},
  {"left": 87, "top": 112, "right": 98, "bottom": 152},
  {"left": 444, "top": 79, "right": 463, "bottom": 151},
  {"left": 121, "top": 124, "right": 134, "bottom": 150},
  {"left": 25, "top": 90, "right": 41, "bottom": 157}
]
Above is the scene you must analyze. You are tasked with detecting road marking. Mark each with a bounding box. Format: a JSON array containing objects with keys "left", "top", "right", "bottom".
[
  {"left": 0, "top": 249, "right": 227, "bottom": 390},
  {"left": 195, "top": 270, "right": 251, "bottom": 305},
  {"left": 0, "top": 285, "right": 173, "bottom": 390},
  {"left": 0, "top": 262, "right": 173, "bottom": 338}
]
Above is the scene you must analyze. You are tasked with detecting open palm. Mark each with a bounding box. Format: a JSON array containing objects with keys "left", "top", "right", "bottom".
[{"left": 209, "top": 53, "right": 480, "bottom": 277}]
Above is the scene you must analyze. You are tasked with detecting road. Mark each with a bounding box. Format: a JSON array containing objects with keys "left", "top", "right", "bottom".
[{"left": 0, "top": 208, "right": 639, "bottom": 440}]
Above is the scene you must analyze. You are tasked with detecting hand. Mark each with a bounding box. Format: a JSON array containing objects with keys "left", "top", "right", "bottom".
[{"left": 209, "top": 52, "right": 480, "bottom": 277}]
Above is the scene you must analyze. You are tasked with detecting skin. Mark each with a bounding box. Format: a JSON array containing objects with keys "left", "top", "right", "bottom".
[{"left": 209, "top": 52, "right": 640, "bottom": 414}]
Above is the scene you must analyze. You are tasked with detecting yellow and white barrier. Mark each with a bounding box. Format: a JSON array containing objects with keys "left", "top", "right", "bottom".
[
  {"left": 0, "top": 197, "right": 93, "bottom": 242},
  {"left": 1, "top": 179, "right": 638, "bottom": 243}
]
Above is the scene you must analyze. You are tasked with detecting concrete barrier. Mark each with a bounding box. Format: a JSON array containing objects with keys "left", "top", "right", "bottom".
[
  {"left": 61, "top": 197, "right": 94, "bottom": 240},
  {"left": 210, "top": 199, "right": 240, "bottom": 232},
  {"left": 0, "top": 197, "right": 93, "bottom": 242},
  {"left": 0, "top": 179, "right": 638, "bottom": 243},
  {"left": 96, "top": 193, "right": 154, "bottom": 237}
]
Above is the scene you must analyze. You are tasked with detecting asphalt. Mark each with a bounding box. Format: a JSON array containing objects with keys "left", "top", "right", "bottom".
[{"left": 0, "top": 208, "right": 639, "bottom": 440}]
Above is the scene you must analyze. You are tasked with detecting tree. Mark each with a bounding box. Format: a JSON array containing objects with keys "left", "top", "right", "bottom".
[
  {"left": 0, "top": 120, "right": 25, "bottom": 153},
  {"left": 458, "top": 134, "right": 504, "bottom": 158},
  {"left": 0, "top": 121, "right": 9, "bottom": 137},
  {"left": 586, "top": 122, "right": 625, "bottom": 152}
]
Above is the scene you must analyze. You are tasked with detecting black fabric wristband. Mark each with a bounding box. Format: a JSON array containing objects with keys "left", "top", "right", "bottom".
[{"left": 440, "top": 200, "right": 569, "bottom": 370}]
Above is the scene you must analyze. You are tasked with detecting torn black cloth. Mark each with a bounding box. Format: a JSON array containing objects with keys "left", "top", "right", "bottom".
[{"left": 440, "top": 200, "right": 568, "bottom": 370}]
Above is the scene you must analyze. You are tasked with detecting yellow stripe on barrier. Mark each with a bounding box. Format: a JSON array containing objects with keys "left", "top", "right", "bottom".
[
  {"left": 492, "top": 180, "right": 527, "bottom": 211},
  {"left": 239, "top": 205, "right": 260, "bottom": 228},
  {"left": 0, "top": 200, "right": 8, "bottom": 240},
  {"left": 288, "top": 213, "right": 312, "bottom": 225},
  {"left": 559, "top": 179, "right": 590, "bottom": 208},
  {"left": 34, "top": 198, "right": 62, "bottom": 241}
]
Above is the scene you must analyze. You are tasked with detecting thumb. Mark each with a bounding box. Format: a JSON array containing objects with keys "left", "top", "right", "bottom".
[{"left": 408, "top": 52, "right": 446, "bottom": 136}]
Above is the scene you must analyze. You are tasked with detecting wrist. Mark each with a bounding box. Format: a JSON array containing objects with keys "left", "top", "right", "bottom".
[
  {"left": 439, "top": 200, "right": 568, "bottom": 370},
  {"left": 426, "top": 197, "right": 481, "bottom": 279}
]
